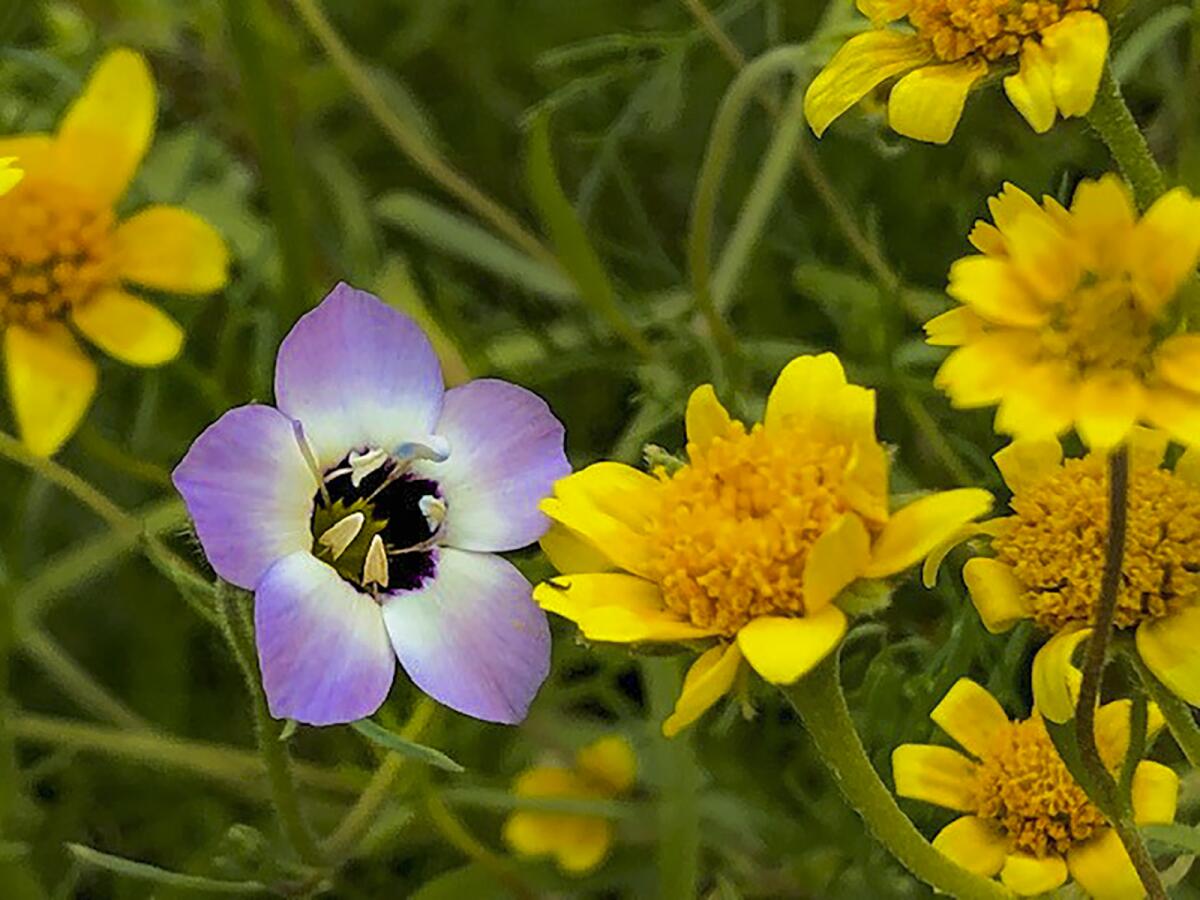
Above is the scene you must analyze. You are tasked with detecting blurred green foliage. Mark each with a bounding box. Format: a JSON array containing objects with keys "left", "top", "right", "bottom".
[{"left": 0, "top": 0, "right": 1196, "bottom": 897}]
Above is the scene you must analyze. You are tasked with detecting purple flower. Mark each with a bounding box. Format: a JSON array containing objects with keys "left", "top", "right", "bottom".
[{"left": 173, "top": 284, "right": 568, "bottom": 726}]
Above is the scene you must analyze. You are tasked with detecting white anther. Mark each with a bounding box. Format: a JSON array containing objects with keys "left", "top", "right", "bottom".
[
  {"left": 419, "top": 495, "right": 447, "bottom": 533},
  {"left": 347, "top": 448, "right": 389, "bottom": 487},
  {"left": 363, "top": 534, "right": 390, "bottom": 589},
  {"left": 317, "top": 511, "right": 365, "bottom": 560},
  {"left": 394, "top": 435, "right": 451, "bottom": 464}
]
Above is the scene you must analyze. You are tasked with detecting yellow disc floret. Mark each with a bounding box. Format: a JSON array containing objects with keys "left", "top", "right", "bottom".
[
  {"left": 974, "top": 716, "right": 1105, "bottom": 857},
  {"left": 1040, "top": 280, "right": 1154, "bottom": 378},
  {"left": 0, "top": 177, "right": 116, "bottom": 329},
  {"left": 994, "top": 457, "right": 1200, "bottom": 632},
  {"left": 907, "top": 0, "right": 1099, "bottom": 62},
  {"left": 643, "top": 423, "right": 857, "bottom": 634}
]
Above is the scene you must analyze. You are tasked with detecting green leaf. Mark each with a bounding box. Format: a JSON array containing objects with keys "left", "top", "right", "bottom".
[
  {"left": 1112, "top": 7, "right": 1190, "bottom": 84},
  {"left": 1142, "top": 823, "right": 1200, "bottom": 855},
  {"left": 525, "top": 112, "right": 651, "bottom": 356},
  {"left": 410, "top": 864, "right": 510, "bottom": 900},
  {"left": 66, "top": 844, "right": 268, "bottom": 894},
  {"left": 835, "top": 580, "right": 895, "bottom": 618},
  {"left": 375, "top": 191, "right": 575, "bottom": 301},
  {"left": 350, "top": 719, "right": 465, "bottom": 773}
]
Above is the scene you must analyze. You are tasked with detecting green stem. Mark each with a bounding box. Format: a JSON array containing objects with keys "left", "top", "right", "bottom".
[
  {"left": 643, "top": 658, "right": 700, "bottom": 900},
  {"left": 1072, "top": 449, "right": 1166, "bottom": 900},
  {"left": 0, "top": 431, "right": 129, "bottom": 529},
  {"left": 422, "top": 788, "right": 537, "bottom": 900},
  {"left": 322, "top": 698, "right": 437, "bottom": 860},
  {"left": 1127, "top": 647, "right": 1200, "bottom": 767},
  {"left": 215, "top": 587, "right": 325, "bottom": 867},
  {"left": 1086, "top": 64, "right": 1168, "bottom": 208},
  {"left": 782, "top": 655, "right": 1011, "bottom": 900},
  {"left": 285, "top": 0, "right": 556, "bottom": 269},
  {"left": 10, "top": 713, "right": 360, "bottom": 797}
]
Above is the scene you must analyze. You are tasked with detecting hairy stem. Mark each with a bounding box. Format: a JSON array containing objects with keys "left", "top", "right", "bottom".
[
  {"left": 782, "top": 655, "right": 1011, "bottom": 900},
  {"left": 1086, "top": 64, "right": 1168, "bottom": 208}
]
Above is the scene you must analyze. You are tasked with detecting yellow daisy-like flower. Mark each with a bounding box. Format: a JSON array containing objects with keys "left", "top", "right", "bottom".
[
  {"left": 941, "top": 428, "right": 1200, "bottom": 722},
  {"left": 0, "top": 158, "right": 23, "bottom": 195},
  {"left": 534, "top": 354, "right": 991, "bottom": 736},
  {"left": 894, "top": 678, "right": 1177, "bottom": 898},
  {"left": 502, "top": 735, "right": 636, "bottom": 874},
  {"left": 805, "top": 0, "right": 1108, "bottom": 143},
  {"left": 1, "top": 48, "right": 229, "bottom": 456},
  {"left": 927, "top": 176, "right": 1200, "bottom": 449}
]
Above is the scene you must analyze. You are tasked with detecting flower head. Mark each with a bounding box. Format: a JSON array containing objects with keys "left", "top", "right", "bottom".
[
  {"left": 893, "top": 678, "right": 1177, "bottom": 897},
  {"left": 927, "top": 176, "right": 1200, "bottom": 449},
  {"left": 503, "top": 735, "right": 636, "bottom": 874},
  {"left": 0, "top": 49, "right": 229, "bottom": 455},
  {"left": 805, "top": 0, "right": 1108, "bottom": 143},
  {"left": 939, "top": 428, "right": 1200, "bottom": 722},
  {"left": 534, "top": 354, "right": 990, "bottom": 735},
  {"left": 173, "top": 284, "right": 568, "bottom": 726}
]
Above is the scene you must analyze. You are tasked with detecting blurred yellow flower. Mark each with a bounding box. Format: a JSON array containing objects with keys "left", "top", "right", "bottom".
[
  {"left": 502, "top": 735, "right": 636, "bottom": 874},
  {"left": 936, "top": 429, "right": 1200, "bottom": 722},
  {"left": 893, "top": 678, "right": 1176, "bottom": 898},
  {"left": 534, "top": 354, "right": 990, "bottom": 736},
  {"left": 0, "top": 158, "right": 23, "bottom": 195},
  {"left": 927, "top": 176, "right": 1200, "bottom": 449},
  {"left": 0, "top": 48, "right": 229, "bottom": 456},
  {"left": 805, "top": 0, "right": 1108, "bottom": 143}
]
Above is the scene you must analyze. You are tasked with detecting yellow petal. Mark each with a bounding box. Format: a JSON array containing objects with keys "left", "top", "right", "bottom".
[
  {"left": 56, "top": 48, "right": 156, "bottom": 204},
  {"left": 114, "top": 206, "right": 229, "bottom": 295},
  {"left": 1136, "top": 607, "right": 1200, "bottom": 706},
  {"left": 921, "top": 522, "right": 990, "bottom": 588},
  {"left": 1000, "top": 852, "right": 1068, "bottom": 896},
  {"left": 924, "top": 307, "right": 986, "bottom": 347},
  {"left": 1069, "top": 175, "right": 1136, "bottom": 273},
  {"left": 842, "top": 439, "right": 891, "bottom": 525},
  {"left": 1175, "top": 446, "right": 1200, "bottom": 485},
  {"left": 963, "top": 557, "right": 1032, "bottom": 634},
  {"left": 1065, "top": 830, "right": 1144, "bottom": 900},
  {"left": 969, "top": 220, "right": 1007, "bottom": 256},
  {"left": 1094, "top": 699, "right": 1165, "bottom": 771},
  {"left": 863, "top": 488, "right": 992, "bottom": 578},
  {"left": 1032, "top": 627, "right": 1090, "bottom": 723},
  {"left": 1131, "top": 760, "right": 1178, "bottom": 825},
  {"left": 764, "top": 352, "right": 848, "bottom": 429},
  {"left": 1145, "top": 386, "right": 1200, "bottom": 447},
  {"left": 931, "top": 816, "right": 1007, "bottom": 878},
  {"left": 988, "top": 182, "right": 1043, "bottom": 235},
  {"left": 576, "top": 736, "right": 637, "bottom": 793},
  {"left": 934, "top": 332, "right": 1039, "bottom": 408},
  {"left": 1001, "top": 208, "right": 1081, "bottom": 302},
  {"left": 0, "top": 135, "right": 53, "bottom": 179},
  {"left": 533, "top": 574, "right": 716, "bottom": 643},
  {"left": 685, "top": 383, "right": 740, "bottom": 450},
  {"left": 1127, "top": 425, "right": 1170, "bottom": 470},
  {"left": 888, "top": 59, "right": 987, "bottom": 145},
  {"left": 1155, "top": 334, "right": 1200, "bottom": 395},
  {"left": 856, "top": 0, "right": 912, "bottom": 24},
  {"left": 540, "top": 521, "right": 615, "bottom": 574},
  {"left": 891, "top": 744, "right": 978, "bottom": 812},
  {"left": 4, "top": 324, "right": 98, "bottom": 457},
  {"left": 993, "top": 438, "right": 1062, "bottom": 493},
  {"left": 1076, "top": 370, "right": 1145, "bottom": 450},
  {"left": 503, "top": 811, "right": 558, "bottom": 856},
  {"left": 803, "top": 514, "right": 871, "bottom": 613},
  {"left": 993, "top": 362, "right": 1078, "bottom": 440},
  {"left": 71, "top": 289, "right": 183, "bottom": 367},
  {"left": 1003, "top": 40, "right": 1056, "bottom": 133},
  {"left": 513, "top": 765, "right": 580, "bottom": 797},
  {"left": 946, "top": 256, "right": 1048, "bottom": 327},
  {"left": 554, "top": 818, "right": 612, "bottom": 873},
  {"left": 1128, "top": 187, "right": 1200, "bottom": 312},
  {"left": 931, "top": 678, "right": 1011, "bottom": 759},
  {"left": 662, "top": 642, "right": 743, "bottom": 738},
  {"left": 736, "top": 606, "right": 847, "bottom": 685},
  {"left": 805, "top": 31, "right": 933, "bottom": 137},
  {"left": 0, "top": 157, "right": 22, "bottom": 195},
  {"left": 1042, "top": 11, "right": 1109, "bottom": 118}
]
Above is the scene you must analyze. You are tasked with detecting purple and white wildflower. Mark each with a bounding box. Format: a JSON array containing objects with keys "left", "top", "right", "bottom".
[{"left": 173, "top": 283, "right": 568, "bottom": 726}]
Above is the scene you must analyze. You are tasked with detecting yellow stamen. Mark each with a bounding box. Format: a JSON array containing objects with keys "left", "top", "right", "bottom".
[
  {"left": 973, "top": 716, "right": 1105, "bottom": 857},
  {"left": 642, "top": 424, "right": 859, "bottom": 634},
  {"left": 994, "top": 457, "right": 1200, "bottom": 631}
]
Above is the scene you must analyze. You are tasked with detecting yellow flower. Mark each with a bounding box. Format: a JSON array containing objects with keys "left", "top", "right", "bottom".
[
  {"left": 0, "top": 49, "right": 229, "bottom": 456},
  {"left": 502, "top": 735, "right": 636, "bottom": 874},
  {"left": 534, "top": 354, "right": 991, "bottom": 736},
  {"left": 893, "top": 678, "right": 1176, "bottom": 898},
  {"left": 937, "top": 428, "right": 1200, "bottom": 722},
  {"left": 0, "top": 158, "right": 23, "bottom": 195},
  {"left": 805, "top": 0, "right": 1109, "bottom": 143},
  {"left": 927, "top": 176, "right": 1200, "bottom": 449}
]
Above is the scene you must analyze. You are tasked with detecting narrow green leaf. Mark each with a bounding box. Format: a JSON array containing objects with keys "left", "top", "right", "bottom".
[
  {"left": 410, "top": 863, "right": 509, "bottom": 900},
  {"left": 375, "top": 192, "right": 575, "bottom": 300},
  {"left": 66, "top": 844, "right": 268, "bottom": 894},
  {"left": 525, "top": 112, "right": 652, "bottom": 356},
  {"left": 350, "top": 719, "right": 465, "bottom": 773},
  {"left": 1143, "top": 823, "right": 1200, "bottom": 855},
  {"left": 1112, "top": 7, "right": 1189, "bottom": 83}
]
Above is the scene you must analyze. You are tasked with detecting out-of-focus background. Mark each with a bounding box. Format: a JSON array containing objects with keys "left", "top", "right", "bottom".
[{"left": 0, "top": 1, "right": 1191, "bottom": 897}]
